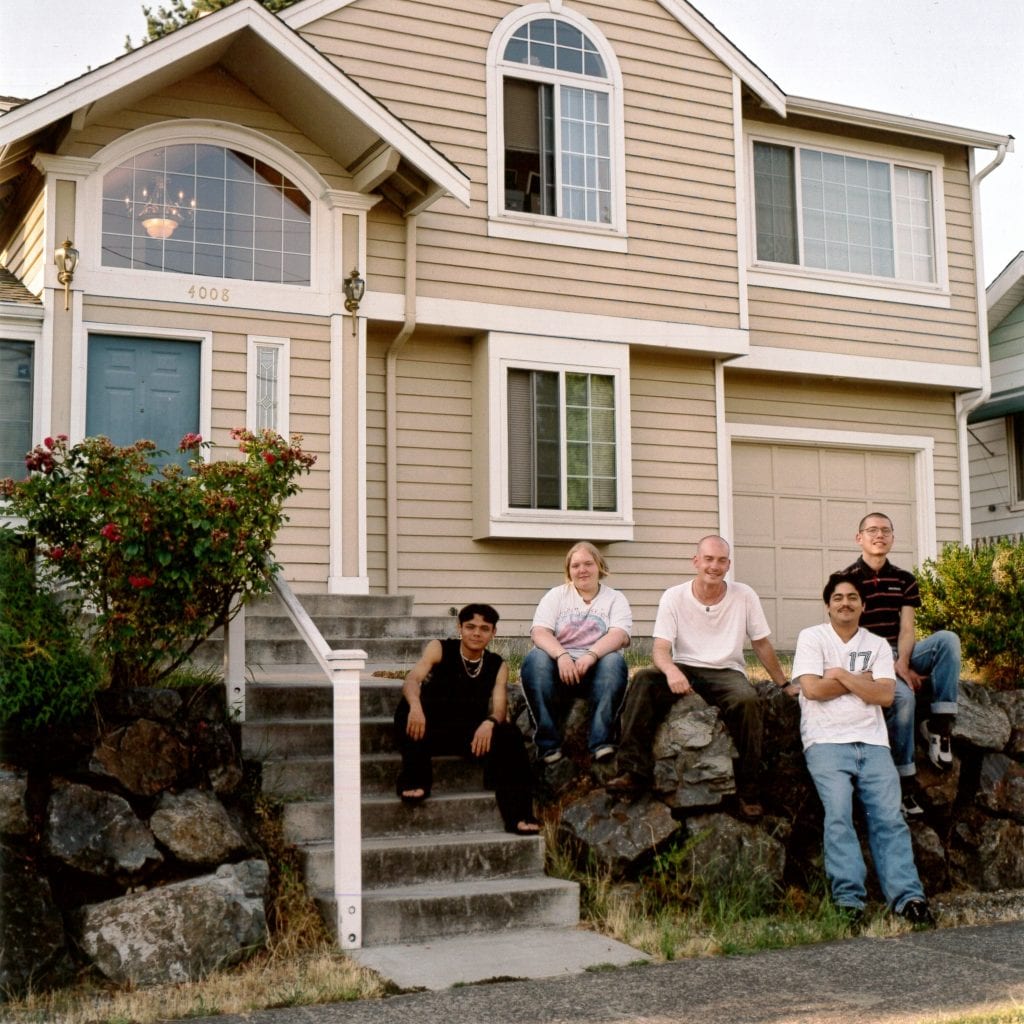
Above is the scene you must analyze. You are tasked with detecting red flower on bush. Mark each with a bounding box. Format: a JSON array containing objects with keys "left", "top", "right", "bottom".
[
  {"left": 99, "top": 523, "right": 122, "bottom": 543},
  {"left": 263, "top": 452, "right": 277, "bottom": 465},
  {"left": 49, "top": 546, "right": 65, "bottom": 560},
  {"left": 43, "top": 436, "right": 55, "bottom": 449},
  {"left": 128, "top": 575, "right": 154, "bottom": 589},
  {"left": 178, "top": 433, "right": 203, "bottom": 452}
]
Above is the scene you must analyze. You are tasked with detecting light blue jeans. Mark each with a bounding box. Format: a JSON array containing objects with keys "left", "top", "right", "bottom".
[
  {"left": 520, "top": 647, "right": 628, "bottom": 756},
  {"left": 885, "top": 630, "right": 961, "bottom": 776},
  {"left": 805, "top": 741, "right": 925, "bottom": 912}
]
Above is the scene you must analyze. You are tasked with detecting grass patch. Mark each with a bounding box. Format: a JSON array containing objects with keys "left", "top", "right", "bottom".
[{"left": 922, "top": 1008, "right": 1024, "bottom": 1024}]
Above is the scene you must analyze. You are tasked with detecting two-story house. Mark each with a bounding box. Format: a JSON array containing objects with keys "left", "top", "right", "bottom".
[
  {"left": 969, "top": 251, "right": 1024, "bottom": 545},
  {"left": 0, "top": 0, "right": 1011, "bottom": 646}
]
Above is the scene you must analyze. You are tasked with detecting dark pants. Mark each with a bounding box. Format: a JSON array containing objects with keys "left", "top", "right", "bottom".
[
  {"left": 616, "top": 665, "right": 764, "bottom": 799},
  {"left": 394, "top": 699, "right": 535, "bottom": 830}
]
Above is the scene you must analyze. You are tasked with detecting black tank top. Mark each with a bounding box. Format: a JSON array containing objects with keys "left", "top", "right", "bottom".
[{"left": 420, "top": 638, "right": 502, "bottom": 721}]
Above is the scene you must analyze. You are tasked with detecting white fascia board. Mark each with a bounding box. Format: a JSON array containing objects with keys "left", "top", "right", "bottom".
[
  {"left": 987, "top": 251, "right": 1024, "bottom": 329},
  {"left": 785, "top": 96, "right": 1014, "bottom": 151},
  {"left": 362, "top": 291, "right": 750, "bottom": 356},
  {"left": 0, "top": 0, "right": 469, "bottom": 208},
  {"left": 656, "top": 0, "right": 785, "bottom": 115},
  {"left": 727, "top": 345, "right": 984, "bottom": 391}
]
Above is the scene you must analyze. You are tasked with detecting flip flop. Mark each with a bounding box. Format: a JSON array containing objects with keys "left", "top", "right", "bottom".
[
  {"left": 400, "top": 788, "right": 427, "bottom": 806},
  {"left": 511, "top": 819, "right": 541, "bottom": 836}
]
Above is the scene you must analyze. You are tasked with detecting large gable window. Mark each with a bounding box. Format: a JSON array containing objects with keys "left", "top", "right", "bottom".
[
  {"left": 487, "top": 6, "right": 626, "bottom": 250},
  {"left": 753, "top": 139, "right": 937, "bottom": 285},
  {"left": 101, "top": 144, "right": 311, "bottom": 285}
]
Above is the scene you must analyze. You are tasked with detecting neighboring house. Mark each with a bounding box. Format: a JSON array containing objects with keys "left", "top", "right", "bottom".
[
  {"left": 0, "top": 0, "right": 1012, "bottom": 647},
  {"left": 969, "top": 251, "right": 1024, "bottom": 545}
]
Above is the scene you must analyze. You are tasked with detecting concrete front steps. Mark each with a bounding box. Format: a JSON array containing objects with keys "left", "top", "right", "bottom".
[{"left": 238, "top": 593, "right": 581, "bottom": 950}]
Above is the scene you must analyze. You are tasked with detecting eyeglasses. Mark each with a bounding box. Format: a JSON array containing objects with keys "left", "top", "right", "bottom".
[{"left": 861, "top": 527, "right": 893, "bottom": 537}]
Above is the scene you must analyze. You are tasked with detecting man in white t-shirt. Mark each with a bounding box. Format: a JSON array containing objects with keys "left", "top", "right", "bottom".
[
  {"left": 606, "top": 536, "right": 790, "bottom": 819},
  {"left": 792, "top": 571, "right": 933, "bottom": 928}
]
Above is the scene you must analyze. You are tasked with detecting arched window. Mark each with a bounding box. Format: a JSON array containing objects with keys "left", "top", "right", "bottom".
[
  {"left": 101, "top": 144, "right": 312, "bottom": 285},
  {"left": 490, "top": 7, "right": 624, "bottom": 237}
]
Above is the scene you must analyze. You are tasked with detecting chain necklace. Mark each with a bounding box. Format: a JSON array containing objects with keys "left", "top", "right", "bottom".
[{"left": 460, "top": 647, "right": 484, "bottom": 678}]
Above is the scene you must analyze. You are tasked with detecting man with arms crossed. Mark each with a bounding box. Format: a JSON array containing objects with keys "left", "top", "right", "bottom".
[
  {"left": 845, "top": 513, "right": 960, "bottom": 816},
  {"left": 606, "top": 535, "right": 790, "bottom": 820},
  {"left": 793, "top": 571, "right": 934, "bottom": 928}
]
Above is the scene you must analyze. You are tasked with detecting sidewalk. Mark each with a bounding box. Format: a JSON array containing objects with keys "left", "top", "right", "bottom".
[{"left": 192, "top": 919, "right": 1024, "bottom": 1024}]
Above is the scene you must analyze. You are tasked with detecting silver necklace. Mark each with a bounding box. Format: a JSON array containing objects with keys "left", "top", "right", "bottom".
[{"left": 460, "top": 648, "right": 484, "bottom": 678}]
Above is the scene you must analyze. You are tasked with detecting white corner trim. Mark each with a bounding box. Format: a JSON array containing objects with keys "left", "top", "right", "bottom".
[{"left": 727, "top": 346, "right": 983, "bottom": 391}]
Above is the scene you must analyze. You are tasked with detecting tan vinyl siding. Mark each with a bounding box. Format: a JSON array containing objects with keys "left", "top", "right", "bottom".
[
  {"left": 366, "top": 330, "right": 720, "bottom": 637},
  {"left": 82, "top": 297, "right": 333, "bottom": 588},
  {"left": 1, "top": 188, "right": 45, "bottom": 296},
  {"left": 724, "top": 370, "right": 964, "bottom": 544},
  {"left": 58, "top": 68, "right": 352, "bottom": 190},
  {"left": 744, "top": 115, "right": 980, "bottom": 367},
  {"left": 309, "top": 0, "right": 743, "bottom": 327}
]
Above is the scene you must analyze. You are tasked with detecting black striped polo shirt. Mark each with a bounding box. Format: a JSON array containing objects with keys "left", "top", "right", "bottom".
[{"left": 843, "top": 556, "right": 920, "bottom": 647}]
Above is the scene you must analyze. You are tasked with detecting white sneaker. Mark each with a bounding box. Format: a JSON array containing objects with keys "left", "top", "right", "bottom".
[
  {"left": 541, "top": 748, "right": 563, "bottom": 765},
  {"left": 920, "top": 721, "right": 953, "bottom": 771},
  {"left": 901, "top": 793, "right": 925, "bottom": 817},
  {"left": 592, "top": 745, "right": 615, "bottom": 763}
]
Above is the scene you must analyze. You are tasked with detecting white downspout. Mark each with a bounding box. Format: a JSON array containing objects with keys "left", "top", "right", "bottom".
[
  {"left": 957, "top": 140, "right": 1012, "bottom": 543},
  {"left": 385, "top": 214, "right": 418, "bottom": 594}
]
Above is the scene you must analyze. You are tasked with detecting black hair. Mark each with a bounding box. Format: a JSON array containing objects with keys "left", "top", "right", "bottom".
[
  {"left": 857, "top": 511, "right": 893, "bottom": 532},
  {"left": 457, "top": 603, "right": 499, "bottom": 626},
  {"left": 822, "top": 571, "right": 868, "bottom": 604}
]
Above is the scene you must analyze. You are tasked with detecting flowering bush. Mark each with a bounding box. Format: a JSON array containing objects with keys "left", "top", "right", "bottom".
[
  {"left": 916, "top": 539, "right": 1024, "bottom": 688},
  {"left": 1, "top": 429, "right": 315, "bottom": 689}
]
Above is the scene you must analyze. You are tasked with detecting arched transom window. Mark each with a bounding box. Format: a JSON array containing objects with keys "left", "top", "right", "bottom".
[
  {"left": 499, "top": 16, "right": 613, "bottom": 224},
  {"left": 101, "top": 144, "right": 312, "bottom": 285}
]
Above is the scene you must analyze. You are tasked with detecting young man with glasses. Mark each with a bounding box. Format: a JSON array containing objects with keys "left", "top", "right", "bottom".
[{"left": 843, "top": 513, "right": 961, "bottom": 817}]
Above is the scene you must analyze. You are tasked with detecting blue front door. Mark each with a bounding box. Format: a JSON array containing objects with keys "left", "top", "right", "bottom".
[{"left": 86, "top": 334, "right": 200, "bottom": 466}]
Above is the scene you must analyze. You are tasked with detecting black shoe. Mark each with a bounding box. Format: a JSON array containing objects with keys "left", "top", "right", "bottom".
[
  {"left": 897, "top": 899, "right": 935, "bottom": 929},
  {"left": 901, "top": 793, "right": 925, "bottom": 818},
  {"left": 605, "top": 770, "right": 647, "bottom": 796}
]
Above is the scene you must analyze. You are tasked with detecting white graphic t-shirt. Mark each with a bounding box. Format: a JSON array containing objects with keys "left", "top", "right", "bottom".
[{"left": 531, "top": 583, "right": 632, "bottom": 657}]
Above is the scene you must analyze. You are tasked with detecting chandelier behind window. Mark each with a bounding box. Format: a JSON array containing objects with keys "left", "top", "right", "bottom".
[{"left": 125, "top": 175, "right": 196, "bottom": 239}]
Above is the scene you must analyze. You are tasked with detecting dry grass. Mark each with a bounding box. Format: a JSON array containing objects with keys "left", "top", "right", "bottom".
[{"left": 3, "top": 944, "right": 388, "bottom": 1024}]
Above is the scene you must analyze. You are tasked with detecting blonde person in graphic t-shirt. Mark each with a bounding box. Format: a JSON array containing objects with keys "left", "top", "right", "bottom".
[{"left": 521, "top": 542, "right": 632, "bottom": 766}]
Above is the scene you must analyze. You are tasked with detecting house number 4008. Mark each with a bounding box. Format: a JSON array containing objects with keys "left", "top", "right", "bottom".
[{"left": 187, "top": 285, "right": 231, "bottom": 303}]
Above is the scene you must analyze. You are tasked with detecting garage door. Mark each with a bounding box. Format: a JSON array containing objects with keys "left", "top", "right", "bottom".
[{"left": 732, "top": 442, "right": 918, "bottom": 649}]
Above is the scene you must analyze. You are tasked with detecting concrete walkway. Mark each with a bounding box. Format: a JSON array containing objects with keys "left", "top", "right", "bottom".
[{"left": 192, "top": 919, "right": 1024, "bottom": 1024}]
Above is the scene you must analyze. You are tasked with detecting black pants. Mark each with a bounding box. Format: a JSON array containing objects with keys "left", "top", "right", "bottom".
[
  {"left": 394, "top": 699, "right": 535, "bottom": 831},
  {"left": 616, "top": 665, "right": 764, "bottom": 799}
]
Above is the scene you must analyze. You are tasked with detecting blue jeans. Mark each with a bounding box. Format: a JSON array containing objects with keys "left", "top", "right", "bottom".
[
  {"left": 520, "top": 647, "right": 628, "bottom": 755},
  {"left": 885, "top": 630, "right": 961, "bottom": 776},
  {"left": 805, "top": 742, "right": 925, "bottom": 912}
]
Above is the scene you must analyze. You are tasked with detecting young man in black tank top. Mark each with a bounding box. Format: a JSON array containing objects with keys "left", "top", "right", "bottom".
[{"left": 394, "top": 603, "right": 539, "bottom": 835}]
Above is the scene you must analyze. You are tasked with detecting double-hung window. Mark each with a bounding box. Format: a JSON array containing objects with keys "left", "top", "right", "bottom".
[
  {"left": 474, "top": 333, "right": 633, "bottom": 540},
  {"left": 752, "top": 138, "right": 939, "bottom": 286},
  {"left": 488, "top": 6, "right": 626, "bottom": 249}
]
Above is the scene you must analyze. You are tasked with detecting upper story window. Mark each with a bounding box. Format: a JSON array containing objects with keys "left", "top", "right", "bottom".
[
  {"left": 753, "top": 140, "right": 936, "bottom": 285},
  {"left": 101, "top": 144, "right": 311, "bottom": 285},
  {"left": 487, "top": 6, "right": 626, "bottom": 251}
]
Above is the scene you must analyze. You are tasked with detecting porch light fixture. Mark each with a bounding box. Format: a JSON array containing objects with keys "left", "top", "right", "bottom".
[
  {"left": 343, "top": 268, "right": 365, "bottom": 336},
  {"left": 54, "top": 238, "right": 79, "bottom": 311}
]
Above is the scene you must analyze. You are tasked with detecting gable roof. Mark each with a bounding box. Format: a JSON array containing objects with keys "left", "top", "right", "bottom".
[
  {"left": 0, "top": 0, "right": 470, "bottom": 216},
  {"left": 988, "top": 251, "right": 1024, "bottom": 332}
]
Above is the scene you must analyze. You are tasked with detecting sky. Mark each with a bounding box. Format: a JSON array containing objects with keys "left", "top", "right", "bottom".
[{"left": 0, "top": 0, "right": 1021, "bottom": 284}]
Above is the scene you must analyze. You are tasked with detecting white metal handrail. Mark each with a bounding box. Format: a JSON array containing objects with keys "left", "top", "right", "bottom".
[{"left": 223, "top": 574, "right": 367, "bottom": 950}]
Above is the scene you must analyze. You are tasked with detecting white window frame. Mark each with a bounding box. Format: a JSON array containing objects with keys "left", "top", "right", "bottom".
[
  {"left": 79, "top": 121, "right": 333, "bottom": 317},
  {"left": 745, "top": 124, "right": 951, "bottom": 307},
  {"left": 473, "top": 332, "right": 633, "bottom": 540},
  {"left": 246, "top": 335, "right": 290, "bottom": 438},
  {"left": 0, "top": 327, "right": 43, "bottom": 484},
  {"left": 1008, "top": 413, "right": 1024, "bottom": 510},
  {"left": 485, "top": 3, "right": 628, "bottom": 253}
]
